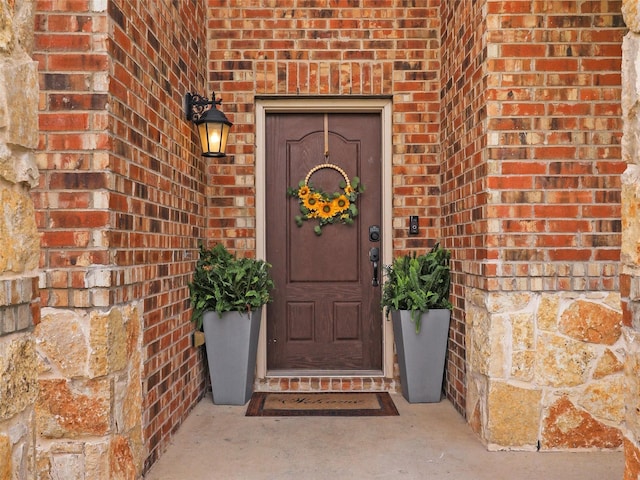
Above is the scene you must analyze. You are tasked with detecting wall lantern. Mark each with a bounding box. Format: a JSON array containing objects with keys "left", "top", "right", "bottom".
[{"left": 184, "top": 92, "right": 232, "bottom": 157}]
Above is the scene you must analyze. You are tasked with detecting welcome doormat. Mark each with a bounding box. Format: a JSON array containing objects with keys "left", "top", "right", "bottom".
[{"left": 245, "top": 391, "right": 399, "bottom": 417}]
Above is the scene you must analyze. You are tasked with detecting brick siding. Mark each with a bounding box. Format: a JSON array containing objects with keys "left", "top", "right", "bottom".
[
  {"left": 440, "top": 0, "right": 625, "bottom": 414},
  {"left": 31, "top": 0, "right": 627, "bottom": 471},
  {"left": 440, "top": 0, "right": 489, "bottom": 415},
  {"left": 483, "top": 0, "right": 624, "bottom": 290},
  {"left": 206, "top": 0, "right": 442, "bottom": 253},
  {"left": 34, "top": 0, "right": 210, "bottom": 470}
]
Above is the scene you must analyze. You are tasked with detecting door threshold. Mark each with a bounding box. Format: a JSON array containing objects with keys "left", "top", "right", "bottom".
[
  {"left": 266, "top": 370, "right": 384, "bottom": 377},
  {"left": 257, "top": 371, "right": 397, "bottom": 393}
]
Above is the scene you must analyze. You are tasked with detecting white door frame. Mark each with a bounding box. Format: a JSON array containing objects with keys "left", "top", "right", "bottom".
[{"left": 255, "top": 97, "right": 393, "bottom": 379}]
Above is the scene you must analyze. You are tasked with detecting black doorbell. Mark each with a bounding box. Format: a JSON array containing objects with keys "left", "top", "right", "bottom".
[{"left": 409, "top": 216, "right": 419, "bottom": 235}]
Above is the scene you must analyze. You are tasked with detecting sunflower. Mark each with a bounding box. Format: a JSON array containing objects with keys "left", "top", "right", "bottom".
[
  {"left": 316, "top": 200, "right": 337, "bottom": 219},
  {"left": 288, "top": 164, "right": 364, "bottom": 235},
  {"left": 298, "top": 185, "right": 310, "bottom": 197},
  {"left": 302, "top": 193, "right": 321, "bottom": 211},
  {"left": 332, "top": 195, "right": 350, "bottom": 213}
]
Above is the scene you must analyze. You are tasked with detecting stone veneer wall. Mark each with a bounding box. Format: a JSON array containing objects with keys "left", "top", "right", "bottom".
[
  {"left": 33, "top": 0, "right": 210, "bottom": 474},
  {"left": 621, "top": 1, "right": 640, "bottom": 477},
  {"left": 16, "top": 0, "right": 637, "bottom": 476},
  {"left": 0, "top": 1, "right": 40, "bottom": 479},
  {"left": 441, "top": 0, "right": 628, "bottom": 450},
  {"left": 34, "top": 305, "right": 144, "bottom": 478},
  {"left": 466, "top": 290, "right": 624, "bottom": 450}
]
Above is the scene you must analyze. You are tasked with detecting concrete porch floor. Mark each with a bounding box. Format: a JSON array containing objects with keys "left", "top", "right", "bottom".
[{"left": 144, "top": 393, "right": 623, "bottom": 480}]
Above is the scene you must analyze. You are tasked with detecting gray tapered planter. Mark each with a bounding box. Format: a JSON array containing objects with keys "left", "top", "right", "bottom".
[
  {"left": 202, "top": 308, "right": 262, "bottom": 405},
  {"left": 391, "top": 309, "right": 451, "bottom": 403}
]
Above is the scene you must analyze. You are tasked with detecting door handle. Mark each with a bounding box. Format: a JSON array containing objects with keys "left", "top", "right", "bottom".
[{"left": 369, "top": 247, "right": 379, "bottom": 287}]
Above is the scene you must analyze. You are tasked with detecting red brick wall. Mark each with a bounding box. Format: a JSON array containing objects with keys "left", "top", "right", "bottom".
[
  {"left": 31, "top": 0, "right": 627, "bottom": 468},
  {"left": 440, "top": 0, "right": 488, "bottom": 415},
  {"left": 34, "top": 0, "right": 210, "bottom": 470},
  {"left": 483, "top": 0, "right": 625, "bottom": 286},
  {"left": 440, "top": 0, "right": 625, "bottom": 414},
  {"left": 34, "top": 1, "right": 111, "bottom": 305},
  {"left": 205, "top": 0, "right": 442, "bottom": 253}
]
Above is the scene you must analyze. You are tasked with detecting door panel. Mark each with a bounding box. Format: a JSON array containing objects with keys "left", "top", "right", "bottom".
[{"left": 266, "top": 112, "right": 382, "bottom": 371}]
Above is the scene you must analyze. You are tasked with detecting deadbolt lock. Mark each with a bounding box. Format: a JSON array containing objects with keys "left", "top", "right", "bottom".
[{"left": 369, "top": 225, "right": 380, "bottom": 242}]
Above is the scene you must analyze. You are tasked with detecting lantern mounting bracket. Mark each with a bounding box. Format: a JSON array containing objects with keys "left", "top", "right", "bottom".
[{"left": 184, "top": 92, "right": 223, "bottom": 122}]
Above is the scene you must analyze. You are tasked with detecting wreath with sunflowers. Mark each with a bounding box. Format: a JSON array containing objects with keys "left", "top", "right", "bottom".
[{"left": 287, "top": 163, "right": 364, "bottom": 235}]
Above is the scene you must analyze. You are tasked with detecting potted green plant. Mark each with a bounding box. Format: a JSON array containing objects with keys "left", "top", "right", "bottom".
[
  {"left": 381, "top": 243, "right": 452, "bottom": 403},
  {"left": 190, "top": 243, "right": 274, "bottom": 405}
]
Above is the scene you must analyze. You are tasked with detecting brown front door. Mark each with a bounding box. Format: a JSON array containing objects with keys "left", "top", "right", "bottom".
[{"left": 265, "top": 112, "right": 382, "bottom": 371}]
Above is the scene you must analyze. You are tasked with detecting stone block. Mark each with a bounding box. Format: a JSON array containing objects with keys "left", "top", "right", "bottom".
[
  {"left": 4, "top": 409, "right": 32, "bottom": 478},
  {"left": 468, "top": 400, "right": 483, "bottom": 439},
  {"left": 83, "top": 441, "right": 110, "bottom": 480},
  {"left": 624, "top": 438, "right": 640, "bottom": 480},
  {"left": 114, "top": 371, "right": 142, "bottom": 436},
  {"left": 50, "top": 453, "right": 84, "bottom": 480},
  {"left": 0, "top": 1, "right": 14, "bottom": 52},
  {"left": 90, "top": 308, "right": 127, "bottom": 376},
  {"left": 109, "top": 435, "right": 137, "bottom": 480},
  {"left": 559, "top": 300, "right": 622, "bottom": 345},
  {"left": 0, "top": 434, "right": 11, "bottom": 480},
  {"left": 35, "top": 309, "right": 89, "bottom": 378},
  {"left": 537, "top": 294, "right": 559, "bottom": 331},
  {"left": 126, "top": 424, "right": 145, "bottom": 475},
  {"left": 125, "top": 304, "right": 142, "bottom": 358},
  {"left": 0, "top": 335, "right": 37, "bottom": 420},
  {"left": 604, "top": 292, "right": 622, "bottom": 310},
  {"left": 541, "top": 396, "right": 622, "bottom": 449},
  {"left": 36, "top": 378, "right": 110, "bottom": 438},
  {"left": 624, "top": 332, "right": 640, "bottom": 438},
  {"left": 622, "top": 165, "right": 640, "bottom": 264},
  {"left": 488, "top": 315, "right": 510, "bottom": 377},
  {"left": 623, "top": 0, "right": 640, "bottom": 33},
  {"left": 466, "top": 306, "right": 509, "bottom": 378},
  {"left": 13, "top": 0, "right": 34, "bottom": 53},
  {"left": 0, "top": 187, "right": 39, "bottom": 274},
  {"left": 580, "top": 376, "right": 625, "bottom": 424},
  {"left": 486, "top": 291, "right": 532, "bottom": 313},
  {"left": 37, "top": 440, "right": 111, "bottom": 480},
  {"left": 465, "top": 374, "right": 486, "bottom": 439},
  {"left": 466, "top": 307, "right": 490, "bottom": 375},
  {"left": 0, "top": 143, "right": 38, "bottom": 187},
  {"left": 511, "top": 312, "right": 534, "bottom": 349},
  {"left": 486, "top": 381, "right": 541, "bottom": 448},
  {"left": 535, "top": 333, "right": 597, "bottom": 387},
  {"left": 593, "top": 349, "right": 624, "bottom": 379},
  {"left": 510, "top": 351, "right": 534, "bottom": 381},
  {"left": 623, "top": 34, "right": 640, "bottom": 164},
  {"left": 0, "top": 61, "right": 38, "bottom": 148}
]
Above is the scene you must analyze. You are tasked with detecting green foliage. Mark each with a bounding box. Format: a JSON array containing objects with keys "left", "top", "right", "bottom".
[
  {"left": 381, "top": 243, "right": 452, "bottom": 333},
  {"left": 287, "top": 174, "right": 364, "bottom": 235},
  {"left": 189, "top": 243, "right": 274, "bottom": 330}
]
